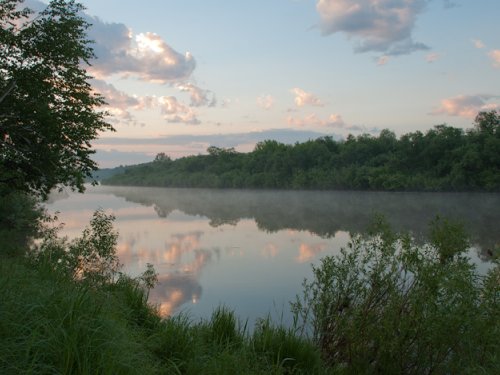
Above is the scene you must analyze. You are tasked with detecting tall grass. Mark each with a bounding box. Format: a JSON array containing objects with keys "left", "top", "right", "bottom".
[
  {"left": 0, "top": 203, "right": 328, "bottom": 375},
  {"left": 0, "top": 258, "right": 158, "bottom": 374}
]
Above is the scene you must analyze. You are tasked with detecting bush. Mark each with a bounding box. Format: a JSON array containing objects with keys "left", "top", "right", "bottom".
[{"left": 291, "top": 217, "right": 499, "bottom": 374}]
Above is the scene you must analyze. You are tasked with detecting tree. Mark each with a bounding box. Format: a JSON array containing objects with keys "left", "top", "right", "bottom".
[{"left": 0, "top": 0, "right": 113, "bottom": 198}]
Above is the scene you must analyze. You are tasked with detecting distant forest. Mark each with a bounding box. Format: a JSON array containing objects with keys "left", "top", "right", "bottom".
[{"left": 103, "top": 111, "right": 500, "bottom": 192}]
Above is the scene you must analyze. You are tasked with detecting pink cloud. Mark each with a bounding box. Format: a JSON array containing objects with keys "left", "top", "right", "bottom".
[
  {"left": 176, "top": 83, "right": 216, "bottom": 107},
  {"left": 287, "top": 113, "right": 345, "bottom": 128},
  {"left": 433, "top": 95, "right": 499, "bottom": 119},
  {"left": 256, "top": 94, "right": 275, "bottom": 110},
  {"left": 488, "top": 50, "right": 500, "bottom": 68},
  {"left": 157, "top": 96, "right": 201, "bottom": 125},
  {"left": 290, "top": 88, "right": 323, "bottom": 107}
]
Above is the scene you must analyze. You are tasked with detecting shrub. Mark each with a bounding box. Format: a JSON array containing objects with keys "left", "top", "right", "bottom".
[{"left": 291, "top": 217, "right": 499, "bottom": 374}]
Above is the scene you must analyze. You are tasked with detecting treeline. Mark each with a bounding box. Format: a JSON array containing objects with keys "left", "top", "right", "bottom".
[{"left": 103, "top": 111, "right": 500, "bottom": 191}]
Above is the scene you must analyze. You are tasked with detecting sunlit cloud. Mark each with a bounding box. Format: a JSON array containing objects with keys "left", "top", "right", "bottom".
[
  {"left": 90, "top": 80, "right": 202, "bottom": 125},
  {"left": 432, "top": 95, "right": 499, "bottom": 119},
  {"left": 290, "top": 88, "right": 323, "bottom": 107},
  {"left": 488, "top": 50, "right": 500, "bottom": 68},
  {"left": 86, "top": 20, "right": 196, "bottom": 83},
  {"left": 287, "top": 113, "right": 379, "bottom": 134},
  {"left": 176, "top": 83, "right": 216, "bottom": 107},
  {"left": 256, "top": 94, "right": 275, "bottom": 110},
  {"left": 287, "top": 113, "right": 345, "bottom": 128},
  {"left": 157, "top": 96, "right": 201, "bottom": 125},
  {"left": 316, "top": 0, "right": 429, "bottom": 56}
]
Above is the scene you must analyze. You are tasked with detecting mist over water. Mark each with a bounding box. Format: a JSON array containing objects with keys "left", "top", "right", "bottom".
[{"left": 46, "top": 185, "right": 499, "bottom": 326}]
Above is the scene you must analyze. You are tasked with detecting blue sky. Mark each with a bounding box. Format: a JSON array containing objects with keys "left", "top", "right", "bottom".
[{"left": 30, "top": 1, "right": 500, "bottom": 166}]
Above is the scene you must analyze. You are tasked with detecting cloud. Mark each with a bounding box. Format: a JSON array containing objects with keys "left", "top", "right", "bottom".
[
  {"left": 488, "top": 50, "right": 500, "bottom": 68},
  {"left": 287, "top": 113, "right": 345, "bottom": 128},
  {"left": 316, "top": 0, "right": 429, "bottom": 55},
  {"left": 175, "top": 83, "right": 216, "bottom": 107},
  {"left": 287, "top": 113, "right": 380, "bottom": 134},
  {"left": 90, "top": 80, "right": 201, "bottom": 125},
  {"left": 433, "top": 95, "right": 499, "bottom": 118},
  {"left": 377, "top": 55, "right": 390, "bottom": 66},
  {"left": 90, "top": 79, "right": 141, "bottom": 123},
  {"left": 256, "top": 94, "right": 275, "bottom": 110},
  {"left": 425, "top": 52, "right": 440, "bottom": 63},
  {"left": 472, "top": 39, "right": 485, "bottom": 49},
  {"left": 290, "top": 88, "right": 323, "bottom": 107},
  {"left": 25, "top": 1, "right": 196, "bottom": 83},
  {"left": 91, "top": 128, "right": 340, "bottom": 166},
  {"left": 86, "top": 18, "right": 196, "bottom": 83},
  {"left": 157, "top": 96, "right": 200, "bottom": 125}
]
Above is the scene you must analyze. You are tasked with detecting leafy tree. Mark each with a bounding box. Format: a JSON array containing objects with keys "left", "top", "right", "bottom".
[
  {"left": 0, "top": 0, "right": 113, "bottom": 198},
  {"left": 103, "top": 111, "right": 500, "bottom": 192}
]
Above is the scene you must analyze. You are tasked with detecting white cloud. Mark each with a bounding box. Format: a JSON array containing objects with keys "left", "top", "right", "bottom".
[
  {"left": 472, "top": 39, "right": 485, "bottom": 49},
  {"left": 290, "top": 88, "right": 323, "bottom": 107},
  {"left": 488, "top": 50, "right": 500, "bottom": 68},
  {"left": 86, "top": 24, "right": 196, "bottom": 83},
  {"left": 433, "top": 95, "right": 499, "bottom": 119},
  {"left": 156, "top": 96, "right": 201, "bottom": 125},
  {"left": 176, "top": 83, "right": 216, "bottom": 107},
  {"left": 90, "top": 80, "right": 201, "bottom": 125},
  {"left": 316, "top": 0, "right": 429, "bottom": 55},
  {"left": 256, "top": 94, "right": 275, "bottom": 110}
]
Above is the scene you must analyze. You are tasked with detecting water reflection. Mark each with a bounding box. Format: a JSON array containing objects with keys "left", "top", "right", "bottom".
[
  {"left": 115, "top": 229, "right": 215, "bottom": 315},
  {"left": 45, "top": 186, "right": 499, "bottom": 324},
  {"left": 99, "top": 186, "right": 500, "bottom": 255}
]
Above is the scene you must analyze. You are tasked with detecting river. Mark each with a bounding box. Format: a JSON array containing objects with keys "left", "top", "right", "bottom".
[{"left": 45, "top": 185, "right": 499, "bottom": 327}]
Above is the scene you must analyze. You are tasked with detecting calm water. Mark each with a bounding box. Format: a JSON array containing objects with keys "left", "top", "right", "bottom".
[{"left": 45, "top": 185, "right": 499, "bottom": 326}]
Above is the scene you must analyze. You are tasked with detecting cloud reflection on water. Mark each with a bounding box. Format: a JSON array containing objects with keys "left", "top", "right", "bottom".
[{"left": 45, "top": 186, "right": 499, "bottom": 322}]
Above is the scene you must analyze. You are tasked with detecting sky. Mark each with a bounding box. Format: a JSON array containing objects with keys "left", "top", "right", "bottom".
[{"left": 28, "top": 1, "right": 500, "bottom": 167}]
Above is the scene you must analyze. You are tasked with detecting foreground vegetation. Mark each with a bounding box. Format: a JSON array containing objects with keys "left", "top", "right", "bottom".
[
  {"left": 0, "top": 196, "right": 325, "bottom": 374},
  {"left": 103, "top": 111, "right": 500, "bottom": 192},
  {"left": 1, "top": 193, "right": 498, "bottom": 374}
]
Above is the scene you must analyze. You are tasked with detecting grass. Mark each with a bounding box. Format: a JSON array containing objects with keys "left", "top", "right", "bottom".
[{"left": 0, "top": 256, "right": 328, "bottom": 374}]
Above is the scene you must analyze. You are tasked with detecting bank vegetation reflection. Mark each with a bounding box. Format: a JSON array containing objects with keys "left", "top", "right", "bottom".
[{"left": 102, "top": 185, "right": 499, "bottom": 256}]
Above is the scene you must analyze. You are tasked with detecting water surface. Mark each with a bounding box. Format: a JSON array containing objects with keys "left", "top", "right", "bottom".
[{"left": 45, "top": 185, "right": 499, "bottom": 326}]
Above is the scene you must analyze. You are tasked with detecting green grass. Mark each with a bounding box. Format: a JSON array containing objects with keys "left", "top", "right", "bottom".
[{"left": 0, "top": 256, "right": 328, "bottom": 375}]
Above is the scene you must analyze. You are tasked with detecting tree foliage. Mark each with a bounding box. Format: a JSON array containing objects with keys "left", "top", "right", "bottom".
[
  {"left": 104, "top": 111, "right": 500, "bottom": 192},
  {"left": 0, "top": 0, "right": 113, "bottom": 197}
]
